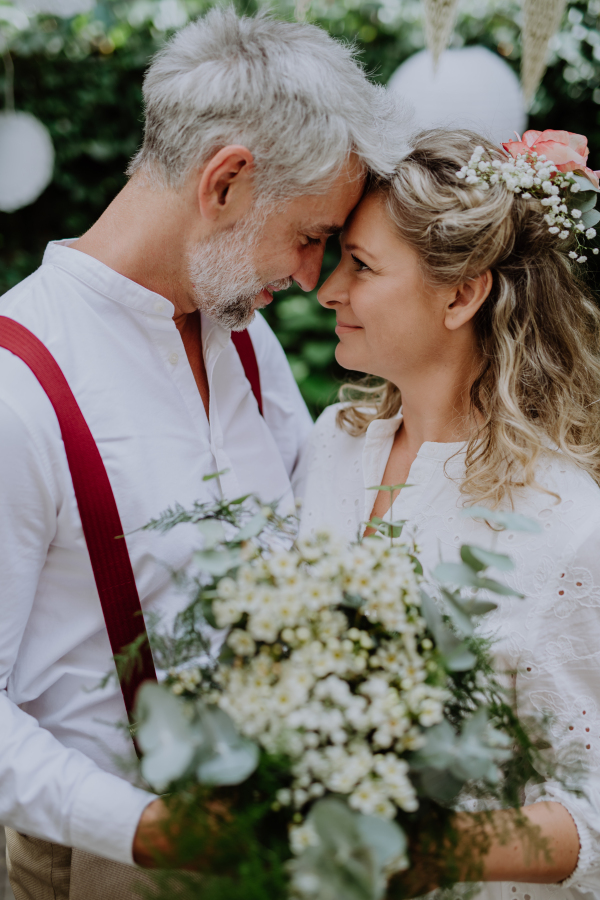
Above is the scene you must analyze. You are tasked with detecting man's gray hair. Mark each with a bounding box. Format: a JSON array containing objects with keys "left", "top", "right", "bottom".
[{"left": 128, "top": 7, "right": 409, "bottom": 197}]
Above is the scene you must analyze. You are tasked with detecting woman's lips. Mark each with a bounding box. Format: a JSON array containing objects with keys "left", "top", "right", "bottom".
[{"left": 335, "top": 321, "right": 363, "bottom": 335}]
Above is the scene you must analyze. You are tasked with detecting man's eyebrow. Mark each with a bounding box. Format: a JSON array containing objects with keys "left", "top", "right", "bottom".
[{"left": 309, "top": 223, "right": 344, "bottom": 236}]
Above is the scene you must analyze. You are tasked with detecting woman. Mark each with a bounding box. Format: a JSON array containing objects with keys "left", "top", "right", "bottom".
[{"left": 298, "top": 129, "right": 600, "bottom": 897}]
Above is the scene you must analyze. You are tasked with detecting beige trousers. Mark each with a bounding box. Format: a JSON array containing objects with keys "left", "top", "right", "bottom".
[{"left": 5, "top": 829, "right": 160, "bottom": 900}]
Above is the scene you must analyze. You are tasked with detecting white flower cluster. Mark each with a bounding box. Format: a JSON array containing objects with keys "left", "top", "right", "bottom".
[
  {"left": 197, "top": 533, "right": 449, "bottom": 831},
  {"left": 456, "top": 146, "right": 599, "bottom": 264}
]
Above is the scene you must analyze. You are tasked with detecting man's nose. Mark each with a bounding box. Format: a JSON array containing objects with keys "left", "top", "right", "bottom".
[{"left": 291, "top": 245, "right": 326, "bottom": 292}]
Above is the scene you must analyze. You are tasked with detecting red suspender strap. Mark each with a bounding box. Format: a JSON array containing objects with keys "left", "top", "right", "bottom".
[
  {"left": 231, "top": 329, "right": 263, "bottom": 416},
  {"left": 0, "top": 317, "right": 157, "bottom": 718}
]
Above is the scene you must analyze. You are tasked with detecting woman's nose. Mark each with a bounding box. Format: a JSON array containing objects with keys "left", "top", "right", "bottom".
[{"left": 317, "top": 264, "right": 347, "bottom": 309}]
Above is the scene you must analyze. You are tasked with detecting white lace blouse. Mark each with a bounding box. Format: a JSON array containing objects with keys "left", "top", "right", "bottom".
[{"left": 296, "top": 404, "right": 600, "bottom": 900}]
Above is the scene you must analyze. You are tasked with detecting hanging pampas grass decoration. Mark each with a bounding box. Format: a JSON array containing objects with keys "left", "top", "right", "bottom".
[
  {"left": 521, "top": 0, "right": 567, "bottom": 106},
  {"left": 422, "top": 0, "right": 461, "bottom": 66}
]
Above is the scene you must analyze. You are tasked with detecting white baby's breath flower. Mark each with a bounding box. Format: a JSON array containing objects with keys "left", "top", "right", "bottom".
[
  {"left": 227, "top": 629, "right": 256, "bottom": 657},
  {"left": 586, "top": 228, "right": 597, "bottom": 239},
  {"left": 573, "top": 208, "right": 582, "bottom": 219},
  {"left": 289, "top": 821, "right": 319, "bottom": 855},
  {"left": 569, "top": 251, "right": 578, "bottom": 259},
  {"left": 577, "top": 256, "right": 588, "bottom": 264}
]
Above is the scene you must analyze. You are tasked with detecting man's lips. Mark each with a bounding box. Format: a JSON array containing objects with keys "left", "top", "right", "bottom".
[{"left": 335, "top": 320, "right": 363, "bottom": 335}]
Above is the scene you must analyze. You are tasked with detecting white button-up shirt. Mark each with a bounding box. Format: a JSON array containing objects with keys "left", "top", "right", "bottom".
[
  {"left": 299, "top": 403, "right": 600, "bottom": 900},
  {"left": 0, "top": 240, "right": 312, "bottom": 866}
]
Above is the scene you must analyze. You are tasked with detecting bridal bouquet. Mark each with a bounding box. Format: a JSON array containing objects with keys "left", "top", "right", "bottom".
[{"left": 129, "top": 489, "right": 543, "bottom": 900}]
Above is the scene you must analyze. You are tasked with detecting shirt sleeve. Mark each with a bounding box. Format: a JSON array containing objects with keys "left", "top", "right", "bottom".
[
  {"left": 0, "top": 392, "right": 155, "bottom": 865},
  {"left": 249, "top": 313, "right": 314, "bottom": 483},
  {"left": 518, "top": 522, "right": 600, "bottom": 891}
]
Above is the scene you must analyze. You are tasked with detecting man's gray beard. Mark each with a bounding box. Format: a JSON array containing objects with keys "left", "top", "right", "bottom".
[{"left": 187, "top": 211, "right": 292, "bottom": 331}]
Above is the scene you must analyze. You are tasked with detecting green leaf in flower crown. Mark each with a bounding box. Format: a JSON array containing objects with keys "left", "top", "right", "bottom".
[
  {"left": 194, "top": 547, "right": 242, "bottom": 577},
  {"left": 570, "top": 190, "right": 598, "bottom": 213},
  {"left": 571, "top": 173, "right": 600, "bottom": 194},
  {"left": 196, "top": 706, "right": 259, "bottom": 786},
  {"left": 460, "top": 506, "right": 542, "bottom": 533},
  {"left": 236, "top": 512, "right": 268, "bottom": 541},
  {"left": 460, "top": 545, "right": 514, "bottom": 573},
  {"left": 196, "top": 518, "right": 226, "bottom": 549},
  {"left": 135, "top": 683, "right": 205, "bottom": 792},
  {"left": 582, "top": 208, "right": 600, "bottom": 228}
]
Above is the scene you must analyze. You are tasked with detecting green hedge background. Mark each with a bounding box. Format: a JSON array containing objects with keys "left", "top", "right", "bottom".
[{"left": 1, "top": 0, "right": 600, "bottom": 413}]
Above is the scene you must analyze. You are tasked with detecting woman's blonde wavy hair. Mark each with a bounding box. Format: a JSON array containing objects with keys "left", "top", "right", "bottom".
[{"left": 338, "top": 128, "right": 600, "bottom": 507}]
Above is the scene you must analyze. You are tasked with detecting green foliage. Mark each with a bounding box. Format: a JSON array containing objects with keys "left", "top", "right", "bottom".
[{"left": 2, "top": 0, "right": 600, "bottom": 413}]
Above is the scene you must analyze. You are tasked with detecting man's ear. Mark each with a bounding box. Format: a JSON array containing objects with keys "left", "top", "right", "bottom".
[
  {"left": 444, "top": 270, "right": 492, "bottom": 331},
  {"left": 197, "top": 145, "right": 255, "bottom": 224}
]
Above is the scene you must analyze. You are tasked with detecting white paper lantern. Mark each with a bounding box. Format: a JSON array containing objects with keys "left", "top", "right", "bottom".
[
  {"left": 0, "top": 111, "right": 54, "bottom": 213},
  {"left": 388, "top": 47, "right": 527, "bottom": 147},
  {"left": 14, "top": 0, "right": 95, "bottom": 16}
]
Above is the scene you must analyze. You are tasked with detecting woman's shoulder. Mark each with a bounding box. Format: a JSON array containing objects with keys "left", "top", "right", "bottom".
[{"left": 525, "top": 452, "right": 600, "bottom": 553}]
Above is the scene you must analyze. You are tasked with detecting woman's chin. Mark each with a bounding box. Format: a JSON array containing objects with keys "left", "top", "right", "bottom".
[{"left": 334, "top": 344, "right": 370, "bottom": 374}]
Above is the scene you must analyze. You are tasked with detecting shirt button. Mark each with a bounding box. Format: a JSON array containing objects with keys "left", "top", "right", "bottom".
[
  {"left": 169, "top": 352, "right": 179, "bottom": 365},
  {"left": 154, "top": 301, "right": 164, "bottom": 313}
]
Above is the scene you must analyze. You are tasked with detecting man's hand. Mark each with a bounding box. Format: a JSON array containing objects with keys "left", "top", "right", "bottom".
[{"left": 133, "top": 799, "right": 173, "bottom": 868}]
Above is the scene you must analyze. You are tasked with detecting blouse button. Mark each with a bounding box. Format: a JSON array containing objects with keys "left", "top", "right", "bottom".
[
  {"left": 169, "top": 352, "right": 179, "bottom": 365},
  {"left": 154, "top": 300, "right": 164, "bottom": 313}
]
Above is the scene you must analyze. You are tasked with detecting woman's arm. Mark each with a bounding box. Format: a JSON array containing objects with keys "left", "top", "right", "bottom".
[{"left": 388, "top": 801, "right": 580, "bottom": 899}]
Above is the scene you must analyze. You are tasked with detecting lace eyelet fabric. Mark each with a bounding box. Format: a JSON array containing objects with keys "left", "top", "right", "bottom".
[{"left": 298, "top": 404, "right": 600, "bottom": 898}]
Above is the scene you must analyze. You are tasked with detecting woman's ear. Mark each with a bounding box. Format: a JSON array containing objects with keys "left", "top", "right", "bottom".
[
  {"left": 197, "top": 145, "right": 255, "bottom": 224},
  {"left": 444, "top": 270, "right": 492, "bottom": 331}
]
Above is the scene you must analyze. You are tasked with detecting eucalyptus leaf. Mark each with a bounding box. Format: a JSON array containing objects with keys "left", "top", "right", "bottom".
[
  {"left": 194, "top": 547, "right": 242, "bottom": 577},
  {"left": 443, "top": 643, "right": 477, "bottom": 671},
  {"left": 571, "top": 173, "right": 600, "bottom": 193},
  {"left": 461, "top": 545, "right": 514, "bottom": 573},
  {"left": 356, "top": 814, "right": 407, "bottom": 870},
  {"left": 434, "top": 562, "right": 480, "bottom": 587},
  {"left": 460, "top": 506, "right": 542, "bottom": 533},
  {"left": 236, "top": 512, "right": 268, "bottom": 541},
  {"left": 441, "top": 588, "right": 475, "bottom": 632},
  {"left": 196, "top": 518, "right": 226, "bottom": 549},
  {"left": 582, "top": 208, "right": 600, "bottom": 227},
  {"left": 195, "top": 706, "right": 259, "bottom": 786},
  {"left": 135, "top": 683, "right": 205, "bottom": 791},
  {"left": 570, "top": 190, "right": 598, "bottom": 212},
  {"left": 197, "top": 741, "right": 259, "bottom": 786},
  {"left": 460, "top": 598, "right": 498, "bottom": 615}
]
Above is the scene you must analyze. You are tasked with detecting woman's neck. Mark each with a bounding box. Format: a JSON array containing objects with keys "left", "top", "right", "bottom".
[{"left": 394, "top": 347, "right": 482, "bottom": 453}]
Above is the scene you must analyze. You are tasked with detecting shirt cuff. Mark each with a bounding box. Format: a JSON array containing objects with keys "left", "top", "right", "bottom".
[{"left": 69, "top": 768, "right": 157, "bottom": 865}]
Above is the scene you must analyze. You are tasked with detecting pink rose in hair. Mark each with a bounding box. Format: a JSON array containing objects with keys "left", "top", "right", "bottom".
[{"left": 503, "top": 130, "right": 600, "bottom": 188}]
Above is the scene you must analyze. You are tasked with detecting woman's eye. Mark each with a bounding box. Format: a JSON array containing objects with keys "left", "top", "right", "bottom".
[{"left": 351, "top": 254, "right": 370, "bottom": 272}]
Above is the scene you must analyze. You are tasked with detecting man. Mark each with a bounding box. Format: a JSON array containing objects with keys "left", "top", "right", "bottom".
[{"left": 0, "top": 7, "right": 406, "bottom": 898}]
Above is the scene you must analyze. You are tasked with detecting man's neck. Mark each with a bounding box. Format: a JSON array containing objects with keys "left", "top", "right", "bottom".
[{"left": 71, "top": 176, "right": 198, "bottom": 315}]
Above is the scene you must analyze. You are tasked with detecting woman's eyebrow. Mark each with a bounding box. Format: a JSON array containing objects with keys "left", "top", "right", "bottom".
[{"left": 343, "top": 241, "right": 376, "bottom": 259}]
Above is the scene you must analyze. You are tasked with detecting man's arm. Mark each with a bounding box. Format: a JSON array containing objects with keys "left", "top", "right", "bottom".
[{"left": 0, "top": 390, "right": 155, "bottom": 865}]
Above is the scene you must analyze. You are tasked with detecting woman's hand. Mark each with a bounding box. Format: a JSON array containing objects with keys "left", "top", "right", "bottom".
[{"left": 387, "top": 802, "right": 580, "bottom": 900}]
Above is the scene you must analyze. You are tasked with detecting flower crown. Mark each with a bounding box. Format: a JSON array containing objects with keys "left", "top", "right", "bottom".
[{"left": 456, "top": 130, "right": 600, "bottom": 264}]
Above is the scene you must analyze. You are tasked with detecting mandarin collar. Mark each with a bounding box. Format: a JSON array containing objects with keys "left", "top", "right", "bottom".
[{"left": 42, "top": 240, "right": 234, "bottom": 356}]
